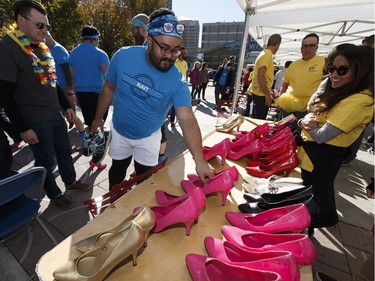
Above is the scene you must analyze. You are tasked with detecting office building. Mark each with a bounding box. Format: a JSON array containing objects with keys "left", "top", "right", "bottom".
[{"left": 179, "top": 20, "right": 200, "bottom": 59}]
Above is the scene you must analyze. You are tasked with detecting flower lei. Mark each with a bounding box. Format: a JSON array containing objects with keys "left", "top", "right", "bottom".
[{"left": 8, "top": 24, "right": 56, "bottom": 87}]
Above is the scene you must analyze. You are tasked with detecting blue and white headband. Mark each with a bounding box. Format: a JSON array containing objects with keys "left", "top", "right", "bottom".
[{"left": 147, "top": 14, "right": 184, "bottom": 39}]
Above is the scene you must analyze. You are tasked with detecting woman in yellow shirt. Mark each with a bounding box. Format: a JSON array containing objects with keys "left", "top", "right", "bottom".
[{"left": 298, "top": 45, "right": 374, "bottom": 235}]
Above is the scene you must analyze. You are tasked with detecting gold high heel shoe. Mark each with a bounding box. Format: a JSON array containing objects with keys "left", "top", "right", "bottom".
[
  {"left": 75, "top": 205, "right": 155, "bottom": 253},
  {"left": 53, "top": 221, "right": 145, "bottom": 281},
  {"left": 215, "top": 114, "right": 243, "bottom": 128},
  {"left": 216, "top": 115, "right": 244, "bottom": 133}
]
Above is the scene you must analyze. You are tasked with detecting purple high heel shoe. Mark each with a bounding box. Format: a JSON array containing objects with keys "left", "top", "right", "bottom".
[
  {"left": 185, "top": 253, "right": 282, "bottom": 281},
  {"left": 225, "top": 203, "right": 311, "bottom": 233},
  {"left": 181, "top": 171, "right": 235, "bottom": 206},
  {"left": 221, "top": 225, "right": 317, "bottom": 265},
  {"left": 203, "top": 138, "right": 232, "bottom": 165},
  {"left": 204, "top": 236, "right": 300, "bottom": 281}
]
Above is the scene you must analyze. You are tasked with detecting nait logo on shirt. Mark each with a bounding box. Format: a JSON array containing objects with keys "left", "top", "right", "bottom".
[
  {"left": 308, "top": 64, "right": 318, "bottom": 72},
  {"left": 121, "top": 73, "right": 162, "bottom": 100}
]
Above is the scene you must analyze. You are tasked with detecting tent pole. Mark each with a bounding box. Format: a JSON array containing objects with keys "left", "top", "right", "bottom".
[{"left": 230, "top": 11, "right": 252, "bottom": 116}]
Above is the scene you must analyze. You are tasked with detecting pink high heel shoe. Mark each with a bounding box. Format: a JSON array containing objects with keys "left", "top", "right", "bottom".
[
  {"left": 137, "top": 196, "right": 200, "bottom": 236},
  {"left": 203, "top": 138, "right": 232, "bottom": 165},
  {"left": 227, "top": 139, "right": 263, "bottom": 161},
  {"left": 225, "top": 203, "right": 311, "bottom": 233},
  {"left": 186, "top": 166, "right": 239, "bottom": 187},
  {"left": 233, "top": 123, "right": 272, "bottom": 140},
  {"left": 181, "top": 171, "right": 235, "bottom": 206},
  {"left": 259, "top": 126, "right": 292, "bottom": 143},
  {"left": 221, "top": 225, "right": 317, "bottom": 265},
  {"left": 155, "top": 187, "right": 206, "bottom": 209},
  {"left": 204, "top": 237, "right": 300, "bottom": 281},
  {"left": 185, "top": 253, "right": 282, "bottom": 281},
  {"left": 271, "top": 114, "right": 298, "bottom": 131},
  {"left": 245, "top": 152, "right": 299, "bottom": 178}
]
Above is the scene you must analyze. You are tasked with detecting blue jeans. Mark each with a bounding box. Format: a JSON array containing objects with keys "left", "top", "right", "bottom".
[{"left": 28, "top": 114, "right": 76, "bottom": 199}]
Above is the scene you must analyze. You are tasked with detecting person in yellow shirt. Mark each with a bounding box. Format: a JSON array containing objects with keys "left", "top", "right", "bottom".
[
  {"left": 275, "top": 33, "right": 325, "bottom": 119},
  {"left": 249, "top": 34, "right": 282, "bottom": 120},
  {"left": 297, "top": 45, "right": 374, "bottom": 235}
]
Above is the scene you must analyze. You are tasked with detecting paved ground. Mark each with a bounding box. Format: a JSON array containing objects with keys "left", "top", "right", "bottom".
[{"left": 0, "top": 84, "right": 373, "bottom": 281}]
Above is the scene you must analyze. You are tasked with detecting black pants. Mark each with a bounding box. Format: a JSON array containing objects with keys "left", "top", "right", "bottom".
[
  {"left": 76, "top": 92, "right": 108, "bottom": 130},
  {"left": 301, "top": 141, "right": 346, "bottom": 228},
  {"left": 252, "top": 94, "right": 269, "bottom": 120},
  {"left": 0, "top": 109, "right": 22, "bottom": 143},
  {"left": 108, "top": 157, "right": 154, "bottom": 190}
]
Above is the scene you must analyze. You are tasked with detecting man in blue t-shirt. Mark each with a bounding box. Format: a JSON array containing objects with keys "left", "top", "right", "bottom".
[{"left": 92, "top": 8, "right": 214, "bottom": 189}]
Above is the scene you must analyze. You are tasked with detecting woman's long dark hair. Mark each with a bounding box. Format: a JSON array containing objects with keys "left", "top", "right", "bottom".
[{"left": 311, "top": 45, "right": 374, "bottom": 114}]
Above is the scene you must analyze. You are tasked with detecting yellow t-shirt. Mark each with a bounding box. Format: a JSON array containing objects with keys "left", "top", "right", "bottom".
[
  {"left": 250, "top": 49, "right": 274, "bottom": 97},
  {"left": 175, "top": 59, "right": 188, "bottom": 79},
  {"left": 298, "top": 90, "right": 374, "bottom": 171},
  {"left": 274, "top": 56, "right": 325, "bottom": 112}
]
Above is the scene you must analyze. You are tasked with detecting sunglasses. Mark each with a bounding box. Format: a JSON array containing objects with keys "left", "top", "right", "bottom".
[
  {"left": 301, "top": 43, "right": 317, "bottom": 49},
  {"left": 151, "top": 36, "right": 182, "bottom": 57},
  {"left": 326, "top": 65, "right": 352, "bottom": 76},
  {"left": 163, "top": 22, "right": 184, "bottom": 35},
  {"left": 22, "top": 15, "right": 51, "bottom": 31}
]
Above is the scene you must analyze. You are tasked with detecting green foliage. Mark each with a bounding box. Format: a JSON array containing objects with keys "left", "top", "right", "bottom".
[{"left": 1, "top": 0, "right": 165, "bottom": 56}]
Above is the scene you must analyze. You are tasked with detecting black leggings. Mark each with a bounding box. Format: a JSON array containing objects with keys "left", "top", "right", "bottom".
[{"left": 108, "top": 156, "right": 154, "bottom": 190}]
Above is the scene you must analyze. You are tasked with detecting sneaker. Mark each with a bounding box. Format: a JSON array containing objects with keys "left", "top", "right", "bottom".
[
  {"left": 91, "top": 131, "right": 112, "bottom": 164},
  {"left": 315, "top": 271, "right": 338, "bottom": 281},
  {"left": 65, "top": 180, "right": 92, "bottom": 192},
  {"left": 82, "top": 133, "right": 102, "bottom": 157},
  {"left": 51, "top": 194, "right": 75, "bottom": 209}
]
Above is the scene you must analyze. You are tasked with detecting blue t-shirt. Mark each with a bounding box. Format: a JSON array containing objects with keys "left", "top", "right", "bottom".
[
  {"left": 50, "top": 43, "right": 69, "bottom": 89},
  {"left": 106, "top": 46, "right": 191, "bottom": 139},
  {"left": 69, "top": 43, "right": 109, "bottom": 93}
]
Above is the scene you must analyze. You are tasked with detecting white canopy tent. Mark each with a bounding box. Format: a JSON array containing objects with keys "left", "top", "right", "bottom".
[{"left": 231, "top": 0, "right": 374, "bottom": 113}]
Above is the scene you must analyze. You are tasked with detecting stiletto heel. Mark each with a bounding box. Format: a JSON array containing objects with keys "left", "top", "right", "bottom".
[
  {"left": 215, "top": 114, "right": 243, "bottom": 128},
  {"left": 202, "top": 138, "right": 231, "bottom": 165},
  {"left": 186, "top": 166, "right": 239, "bottom": 185},
  {"left": 53, "top": 222, "right": 145, "bottom": 281},
  {"left": 227, "top": 139, "right": 263, "bottom": 160},
  {"left": 75, "top": 205, "right": 155, "bottom": 253},
  {"left": 181, "top": 171, "right": 236, "bottom": 206},
  {"left": 216, "top": 115, "right": 244, "bottom": 133},
  {"left": 89, "top": 160, "right": 107, "bottom": 170},
  {"left": 155, "top": 187, "right": 206, "bottom": 209}
]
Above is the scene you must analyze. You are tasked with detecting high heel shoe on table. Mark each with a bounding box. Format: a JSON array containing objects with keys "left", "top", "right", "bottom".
[
  {"left": 246, "top": 147, "right": 296, "bottom": 167},
  {"left": 138, "top": 196, "right": 201, "bottom": 236},
  {"left": 185, "top": 253, "right": 282, "bottom": 281},
  {"left": 203, "top": 138, "right": 232, "bottom": 165},
  {"left": 233, "top": 123, "right": 272, "bottom": 140},
  {"left": 215, "top": 114, "right": 244, "bottom": 128},
  {"left": 186, "top": 166, "right": 239, "bottom": 186},
  {"left": 227, "top": 139, "right": 263, "bottom": 161},
  {"left": 216, "top": 115, "right": 244, "bottom": 133},
  {"left": 155, "top": 186, "right": 206, "bottom": 209},
  {"left": 272, "top": 114, "right": 298, "bottom": 131},
  {"left": 53, "top": 221, "right": 145, "bottom": 281},
  {"left": 226, "top": 203, "right": 311, "bottom": 233},
  {"left": 245, "top": 152, "right": 299, "bottom": 178},
  {"left": 246, "top": 143, "right": 296, "bottom": 166},
  {"left": 221, "top": 225, "right": 317, "bottom": 265},
  {"left": 243, "top": 185, "right": 312, "bottom": 203},
  {"left": 204, "top": 237, "right": 300, "bottom": 281},
  {"left": 75, "top": 204, "right": 156, "bottom": 253},
  {"left": 181, "top": 171, "right": 235, "bottom": 206}
]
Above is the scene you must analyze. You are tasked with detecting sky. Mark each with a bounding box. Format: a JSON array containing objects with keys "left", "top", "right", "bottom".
[{"left": 172, "top": 0, "right": 245, "bottom": 25}]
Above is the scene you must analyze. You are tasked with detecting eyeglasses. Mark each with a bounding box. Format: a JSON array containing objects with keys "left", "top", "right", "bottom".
[
  {"left": 22, "top": 15, "right": 51, "bottom": 31},
  {"left": 326, "top": 65, "right": 352, "bottom": 76},
  {"left": 301, "top": 43, "right": 317, "bottom": 49},
  {"left": 151, "top": 36, "right": 181, "bottom": 57}
]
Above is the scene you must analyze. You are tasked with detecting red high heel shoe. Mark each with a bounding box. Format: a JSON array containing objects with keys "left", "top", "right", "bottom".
[
  {"left": 89, "top": 160, "right": 107, "bottom": 170},
  {"left": 227, "top": 139, "right": 263, "bottom": 161},
  {"left": 154, "top": 187, "right": 206, "bottom": 209},
  {"left": 260, "top": 134, "right": 296, "bottom": 155},
  {"left": 234, "top": 123, "right": 272, "bottom": 140},
  {"left": 186, "top": 166, "right": 239, "bottom": 187},
  {"left": 225, "top": 203, "right": 311, "bottom": 233},
  {"left": 221, "top": 225, "right": 317, "bottom": 265},
  {"left": 246, "top": 147, "right": 296, "bottom": 166},
  {"left": 246, "top": 153, "right": 299, "bottom": 178},
  {"left": 204, "top": 237, "right": 300, "bottom": 281},
  {"left": 260, "top": 126, "right": 292, "bottom": 143},
  {"left": 185, "top": 253, "right": 282, "bottom": 281},
  {"left": 203, "top": 138, "right": 232, "bottom": 165},
  {"left": 181, "top": 171, "right": 235, "bottom": 206},
  {"left": 136, "top": 196, "right": 200, "bottom": 236}
]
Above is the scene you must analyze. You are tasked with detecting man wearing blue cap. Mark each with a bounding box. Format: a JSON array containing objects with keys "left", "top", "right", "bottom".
[{"left": 92, "top": 8, "right": 214, "bottom": 189}]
